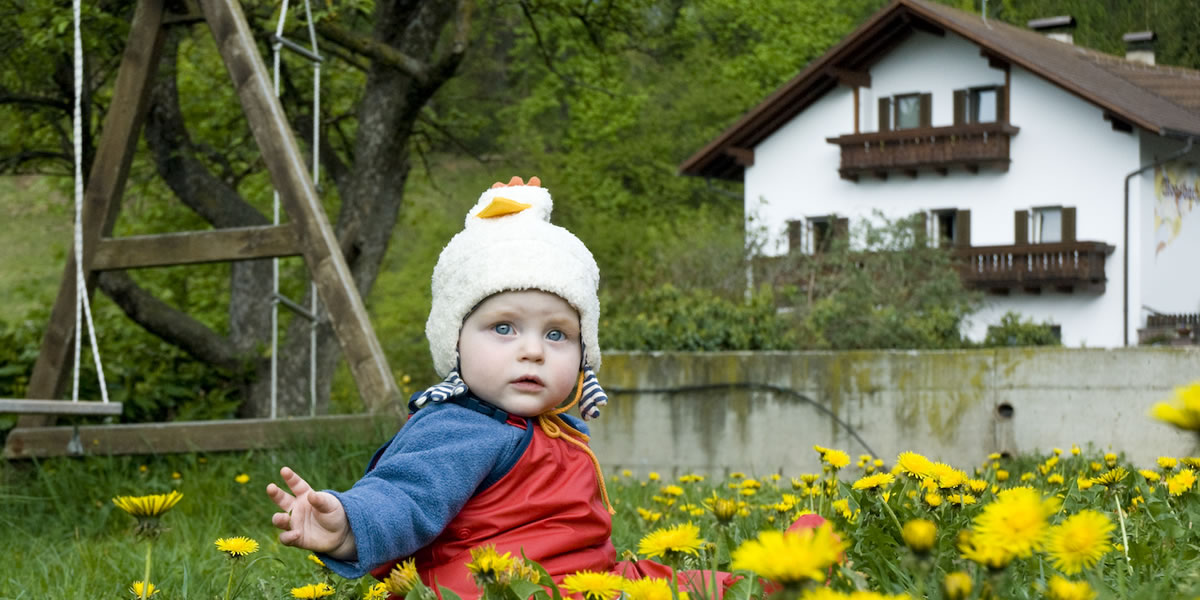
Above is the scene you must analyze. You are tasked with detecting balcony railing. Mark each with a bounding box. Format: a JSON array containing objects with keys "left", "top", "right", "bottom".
[
  {"left": 952, "top": 241, "right": 1114, "bottom": 294},
  {"left": 826, "top": 122, "right": 1019, "bottom": 181}
]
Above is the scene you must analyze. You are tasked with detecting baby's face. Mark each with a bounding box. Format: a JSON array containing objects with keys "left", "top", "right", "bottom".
[{"left": 457, "top": 290, "right": 582, "bottom": 417}]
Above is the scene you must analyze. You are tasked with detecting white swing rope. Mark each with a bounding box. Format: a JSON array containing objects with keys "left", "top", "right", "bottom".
[
  {"left": 71, "top": 0, "right": 110, "bottom": 405},
  {"left": 269, "top": 0, "right": 322, "bottom": 418}
]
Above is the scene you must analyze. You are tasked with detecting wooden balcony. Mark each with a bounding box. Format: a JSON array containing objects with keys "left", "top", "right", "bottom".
[
  {"left": 826, "top": 122, "right": 1019, "bottom": 181},
  {"left": 952, "top": 241, "right": 1115, "bottom": 294}
]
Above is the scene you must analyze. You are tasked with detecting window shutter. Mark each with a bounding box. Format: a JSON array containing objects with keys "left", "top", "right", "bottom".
[
  {"left": 919, "top": 93, "right": 932, "bottom": 127},
  {"left": 997, "top": 86, "right": 1007, "bottom": 122},
  {"left": 1014, "top": 210, "right": 1028, "bottom": 245},
  {"left": 834, "top": 217, "right": 850, "bottom": 240},
  {"left": 878, "top": 97, "right": 891, "bottom": 131},
  {"left": 1061, "top": 207, "right": 1076, "bottom": 242},
  {"left": 953, "top": 90, "right": 967, "bottom": 125},
  {"left": 955, "top": 209, "right": 971, "bottom": 247},
  {"left": 788, "top": 220, "right": 803, "bottom": 253}
]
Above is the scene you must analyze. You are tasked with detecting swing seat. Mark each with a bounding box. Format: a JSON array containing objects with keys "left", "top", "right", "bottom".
[{"left": 0, "top": 399, "right": 122, "bottom": 416}]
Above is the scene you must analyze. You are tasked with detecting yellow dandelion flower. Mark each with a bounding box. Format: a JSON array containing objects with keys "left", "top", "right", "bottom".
[
  {"left": 1159, "top": 456, "right": 1179, "bottom": 470},
  {"left": 791, "top": 477, "right": 806, "bottom": 490},
  {"left": 947, "top": 493, "right": 977, "bottom": 506},
  {"left": 214, "top": 536, "right": 259, "bottom": 557},
  {"left": 931, "top": 463, "right": 967, "bottom": 489},
  {"left": 384, "top": 559, "right": 420, "bottom": 596},
  {"left": 832, "top": 498, "right": 852, "bottom": 519},
  {"left": 924, "top": 491, "right": 943, "bottom": 507},
  {"left": 622, "top": 577, "right": 678, "bottom": 600},
  {"left": 1071, "top": 444, "right": 1081, "bottom": 456},
  {"left": 731, "top": 523, "right": 845, "bottom": 584},
  {"left": 967, "top": 479, "right": 989, "bottom": 494},
  {"left": 901, "top": 519, "right": 937, "bottom": 553},
  {"left": 942, "top": 571, "right": 972, "bottom": 600},
  {"left": 139, "top": 464, "right": 149, "bottom": 473},
  {"left": 1149, "top": 381, "right": 1200, "bottom": 432},
  {"left": 648, "top": 472, "right": 660, "bottom": 482},
  {"left": 1077, "top": 477, "right": 1094, "bottom": 491},
  {"left": 562, "top": 570, "right": 625, "bottom": 600},
  {"left": 972, "top": 487, "right": 1059, "bottom": 558},
  {"left": 129, "top": 581, "right": 160, "bottom": 597},
  {"left": 1020, "top": 472, "right": 1034, "bottom": 482},
  {"left": 171, "top": 472, "right": 182, "bottom": 480},
  {"left": 1045, "top": 576, "right": 1097, "bottom": 600},
  {"left": 958, "top": 530, "right": 1013, "bottom": 570},
  {"left": 235, "top": 473, "right": 250, "bottom": 484},
  {"left": 1104, "top": 452, "right": 1118, "bottom": 467},
  {"left": 1047, "top": 473, "right": 1064, "bottom": 485},
  {"left": 739, "top": 488, "right": 757, "bottom": 497},
  {"left": 896, "top": 452, "right": 934, "bottom": 479},
  {"left": 291, "top": 583, "right": 335, "bottom": 599},
  {"left": 662, "top": 485, "right": 684, "bottom": 496},
  {"left": 307, "top": 554, "right": 326, "bottom": 568},
  {"left": 1089, "top": 462, "right": 1102, "bottom": 472},
  {"left": 1184, "top": 457, "right": 1200, "bottom": 469},
  {"left": 741, "top": 478, "right": 762, "bottom": 489},
  {"left": 822, "top": 449, "right": 851, "bottom": 469},
  {"left": 996, "top": 469, "right": 1009, "bottom": 482},
  {"left": 637, "top": 507, "right": 663, "bottom": 523},
  {"left": 506, "top": 557, "right": 541, "bottom": 584},
  {"left": 1091, "top": 467, "right": 1129, "bottom": 487},
  {"left": 112, "top": 491, "right": 183, "bottom": 519},
  {"left": 363, "top": 582, "right": 389, "bottom": 600},
  {"left": 1167, "top": 468, "right": 1197, "bottom": 496},
  {"left": 1044, "top": 509, "right": 1114, "bottom": 574},
  {"left": 852, "top": 473, "right": 895, "bottom": 491},
  {"left": 1053, "top": 447, "right": 1063, "bottom": 456},
  {"left": 709, "top": 497, "right": 739, "bottom": 523},
  {"left": 1140, "top": 469, "right": 1161, "bottom": 483},
  {"left": 465, "top": 545, "right": 513, "bottom": 584},
  {"left": 621, "top": 469, "right": 633, "bottom": 477},
  {"left": 638, "top": 522, "right": 705, "bottom": 559}
]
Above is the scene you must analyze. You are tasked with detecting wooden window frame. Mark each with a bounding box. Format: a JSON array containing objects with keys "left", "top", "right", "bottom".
[
  {"left": 954, "top": 85, "right": 1006, "bottom": 125},
  {"left": 893, "top": 93, "right": 924, "bottom": 130},
  {"left": 1032, "top": 205, "right": 1064, "bottom": 244}
]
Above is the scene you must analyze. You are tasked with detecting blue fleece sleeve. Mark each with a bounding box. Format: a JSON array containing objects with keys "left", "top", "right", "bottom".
[{"left": 318, "top": 402, "right": 525, "bottom": 578}]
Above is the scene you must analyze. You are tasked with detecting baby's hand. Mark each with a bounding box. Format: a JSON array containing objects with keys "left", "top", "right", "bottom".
[{"left": 267, "top": 466, "right": 356, "bottom": 560}]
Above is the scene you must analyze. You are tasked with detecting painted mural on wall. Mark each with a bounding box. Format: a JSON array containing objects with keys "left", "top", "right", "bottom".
[{"left": 1155, "top": 163, "right": 1199, "bottom": 257}]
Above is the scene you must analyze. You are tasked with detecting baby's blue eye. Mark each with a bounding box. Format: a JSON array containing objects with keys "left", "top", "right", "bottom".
[
  {"left": 493, "top": 324, "right": 513, "bottom": 335},
  {"left": 546, "top": 330, "right": 565, "bottom": 342}
]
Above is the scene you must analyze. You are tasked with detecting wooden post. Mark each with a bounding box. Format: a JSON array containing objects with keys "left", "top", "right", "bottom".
[
  {"left": 20, "top": 0, "right": 167, "bottom": 428},
  {"left": 200, "top": 0, "right": 401, "bottom": 412}
]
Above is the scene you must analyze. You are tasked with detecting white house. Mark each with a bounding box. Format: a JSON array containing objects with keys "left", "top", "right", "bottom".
[{"left": 681, "top": 0, "right": 1200, "bottom": 348}]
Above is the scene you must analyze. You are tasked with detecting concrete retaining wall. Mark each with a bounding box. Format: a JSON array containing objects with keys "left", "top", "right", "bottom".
[{"left": 587, "top": 348, "right": 1200, "bottom": 478}]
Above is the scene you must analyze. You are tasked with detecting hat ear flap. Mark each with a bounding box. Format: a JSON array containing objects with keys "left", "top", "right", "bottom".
[
  {"left": 578, "top": 364, "right": 607, "bottom": 421},
  {"left": 410, "top": 368, "right": 469, "bottom": 413}
]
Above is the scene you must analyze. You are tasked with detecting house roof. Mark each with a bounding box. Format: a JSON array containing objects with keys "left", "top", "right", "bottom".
[{"left": 680, "top": 0, "right": 1200, "bottom": 181}]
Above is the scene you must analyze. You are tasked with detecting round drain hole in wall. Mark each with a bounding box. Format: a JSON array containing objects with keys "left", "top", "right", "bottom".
[{"left": 996, "top": 403, "right": 1014, "bottom": 419}]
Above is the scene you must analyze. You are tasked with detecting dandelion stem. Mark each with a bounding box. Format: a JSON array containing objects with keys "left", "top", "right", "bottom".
[
  {"left": 224, "top": 561, "right": 235, "bottom": 600},
  {"left": 878, "top": 494, "right": 905, "bottom": 538},
  {"left": 1114, "top": 494, "right": 1133, "bottom": 574},
  {"left": 141, "top": 539, "right": 153, "bottom": 600}
]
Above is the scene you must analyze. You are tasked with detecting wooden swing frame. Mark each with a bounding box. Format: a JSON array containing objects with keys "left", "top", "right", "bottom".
[{"left": 4, "top": 0, "right": 402, "bottom": 459}]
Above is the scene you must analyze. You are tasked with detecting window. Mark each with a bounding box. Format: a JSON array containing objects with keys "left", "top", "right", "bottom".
[
  {"left": 934, "top": 209, "right": 957, "bottom": 248},
  {"left": 969, "top": 88, "right": 998, "bottom": 123},
  {"left": 809, "top": 217, "right": 832, "bottom": 253},
  {"left": 954, "top": 86, "right": 1005, "bottom": 125},
  {"left": 895, "top": 94, "right": 923, "bottom": 129},
  {"left": 1033, "top": 207, "right": 1062, "bottom": 243},
  {"left": 1015, "top": 207, "right": 1076, "bottom": 244},
  {"left": 878, "top": 93, "right": 931, "bottom": 131}
]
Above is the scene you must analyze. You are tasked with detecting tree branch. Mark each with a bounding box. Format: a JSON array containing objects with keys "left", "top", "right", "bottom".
[
  {"left": 315, "top": 20, "right": 431, "bottom": 84},
  {"left": 97, "top": 271, "right": 245, "bottom": 371}
]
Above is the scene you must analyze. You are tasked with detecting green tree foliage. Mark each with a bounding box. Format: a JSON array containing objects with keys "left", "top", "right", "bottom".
[
  {"left": 603, "top": 284, "right": 793, "bottom": 351},
  {"left": 761, "top": 213, "right": 980, "bottom": 350},
  {"left": 981, "top": 311, "right": 1063, "bottom": 347}
]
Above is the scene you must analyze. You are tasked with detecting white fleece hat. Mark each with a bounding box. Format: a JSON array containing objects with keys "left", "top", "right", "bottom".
[{"left": 426, "top": 177, "right": 601, "bottom": 377}]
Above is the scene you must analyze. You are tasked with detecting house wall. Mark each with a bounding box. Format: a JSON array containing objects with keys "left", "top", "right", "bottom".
[
  {"left": 744, "top": 31, "right": 1141, "bottom": 347},
  {"left": 1137, "top": 132, "right": 1200, "bottom": 325},
  {"left": 587, "top": 349, "right": 1199, "bottom": 478}
]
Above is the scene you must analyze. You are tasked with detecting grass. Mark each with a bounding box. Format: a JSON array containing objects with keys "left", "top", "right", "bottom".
[
  {"left": 4, "top": 437, "right": 1200, "bottom": 599},
  {"left": 0, "top": 176, "right": 72, "bottom": 323}
]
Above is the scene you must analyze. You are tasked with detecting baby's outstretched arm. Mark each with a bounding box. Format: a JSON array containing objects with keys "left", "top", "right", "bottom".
[{"left": 267, "top": 466, "right": 357, "bottom": 561}]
